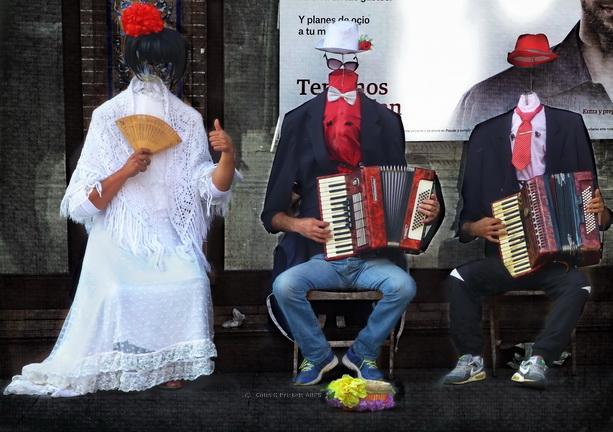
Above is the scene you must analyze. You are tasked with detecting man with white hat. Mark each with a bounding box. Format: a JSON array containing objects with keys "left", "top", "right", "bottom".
[{"left": 261, "top": 20, "right": 444, "bottom": 386}]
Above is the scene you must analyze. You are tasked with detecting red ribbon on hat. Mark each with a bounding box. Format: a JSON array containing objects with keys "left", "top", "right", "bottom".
[{"left": 507, "top": 34, "right": 558, "bottom": 67}]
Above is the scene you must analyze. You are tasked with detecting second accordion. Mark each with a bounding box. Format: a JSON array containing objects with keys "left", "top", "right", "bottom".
[
  {"left": 492, "top": 171, "right": 602, "bottom": 277},
  {"left": 317, "top": 165, "right": 436, "bottom": 260}
]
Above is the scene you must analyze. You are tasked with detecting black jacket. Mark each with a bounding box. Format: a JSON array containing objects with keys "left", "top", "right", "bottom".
[
  {"left": 459, "top": 106, "right": 601, "bottom": 257},
  {"left": 262, "top": 89, "right": 444, "bottom": 265}
]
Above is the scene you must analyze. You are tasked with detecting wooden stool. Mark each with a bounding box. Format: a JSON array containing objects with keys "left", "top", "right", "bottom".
[
  {"left": 488, "top": 290, "right": 577, "bottom": 377},
  {"left": 293, "top": 290, "right": 405, "bottom": 380}
]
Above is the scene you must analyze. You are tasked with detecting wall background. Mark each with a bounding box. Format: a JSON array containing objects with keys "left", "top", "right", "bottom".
[
  {"left": 1, "top": 1, "right": 612, "bottom": 275},
  {"left": 0, "top": 1, "right": 68, "bottom": 274}
]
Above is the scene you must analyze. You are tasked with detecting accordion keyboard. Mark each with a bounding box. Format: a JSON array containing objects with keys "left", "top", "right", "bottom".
[
  {"left": 492, "top": 195, "right": 532, "bottom": 277},
  {"left": 318, "top": 175, "right": 355, "bottom": 258}
]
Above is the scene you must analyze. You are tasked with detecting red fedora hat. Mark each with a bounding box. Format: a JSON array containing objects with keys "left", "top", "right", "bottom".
[{"left": 507, "top": 33, "right": 558, "bottom": 67}]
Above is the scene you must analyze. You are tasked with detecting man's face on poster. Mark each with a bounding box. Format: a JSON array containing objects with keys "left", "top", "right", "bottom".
[{"left": 582, "top": 0, "right": 613, "bottom": 50}]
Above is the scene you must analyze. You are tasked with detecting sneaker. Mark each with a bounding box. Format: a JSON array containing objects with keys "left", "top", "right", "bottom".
[
  {"left": 443, "top": 354, "right": 486, "bottom": 385},
  {"left": 342, "top": 346, "right": 384, "bottom": 380},
  {"left": 511, "top": 356, "right": 547, "bottom": 389},
  {"left": 294, "top": 352, "right": 338, "bottom": 386}
]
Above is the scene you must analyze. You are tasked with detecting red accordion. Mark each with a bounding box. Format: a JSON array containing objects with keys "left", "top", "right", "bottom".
[
  {"left": 492, "top": 171, "right": 602, "bottom": 277},
  {"left": 316, "top": 166, "right": 436, "bottom": 260}
]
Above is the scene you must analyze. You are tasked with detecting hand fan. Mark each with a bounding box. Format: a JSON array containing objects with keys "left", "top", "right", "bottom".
[{"left": 115, "top": 114, "right": 182, "bottom": 154}]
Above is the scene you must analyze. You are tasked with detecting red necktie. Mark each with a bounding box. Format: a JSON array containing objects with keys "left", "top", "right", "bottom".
[{"left": 512, "top": 104, "right": 543, "bottom": 171}]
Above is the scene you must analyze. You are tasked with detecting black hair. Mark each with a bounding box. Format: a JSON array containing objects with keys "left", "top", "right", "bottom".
[{"left": 123, "top": 28, "right": 187, "bottom": 83}]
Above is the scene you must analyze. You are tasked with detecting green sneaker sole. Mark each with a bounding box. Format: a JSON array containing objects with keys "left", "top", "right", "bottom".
[{"left": 511, "top": 372, "right": 545, "bottom": 389}]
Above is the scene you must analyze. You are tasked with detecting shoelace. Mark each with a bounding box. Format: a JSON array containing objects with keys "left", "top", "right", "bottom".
[
  {"left": 299, "top": 359, "right": 315, "bottom": 372},
  {"left": 455, "top": 358, "right": 481, "bottom": 375},
  {"left": 457, "top": 363, "right": 473, "bottom": 373},
  {"left": 523, "top": 359, "right": 546, "bottom": 370},
  {"left": 359, "top": 359, "right": 379, "bottom": 370}
]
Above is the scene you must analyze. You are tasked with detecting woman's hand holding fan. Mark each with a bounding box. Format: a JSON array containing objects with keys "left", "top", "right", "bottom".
[{"left": 122, "top": 148, "right": 152, "bottom": 178}]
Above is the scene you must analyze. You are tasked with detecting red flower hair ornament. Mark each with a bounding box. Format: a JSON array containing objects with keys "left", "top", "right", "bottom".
[
  {"left": 358, "top": 35, "right": 373, "bottom": 51},
  {"left": 121, "top": 3, "right": 164, "bottom": 38}
]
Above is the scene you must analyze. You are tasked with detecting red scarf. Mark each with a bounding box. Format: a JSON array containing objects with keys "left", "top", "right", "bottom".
[{"left": 323, "top": 69, "right": 362, "bottom": 173}]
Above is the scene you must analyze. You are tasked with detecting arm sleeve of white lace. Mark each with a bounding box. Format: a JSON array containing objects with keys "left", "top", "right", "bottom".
[
  {"left": 210, "top": 181, "right": 231, "bottom": 200},
  {"left": 71, "top": 194, "right": 103, "bottom": 219},
  {"left": 60, "top": 107, "right": 112, "bottom": 227},
  {"left": 61, "top": 178, "right": 104, "bottom": 227},
  {"left": 196, "top": 162, "right": 242, "bottom": 217}
]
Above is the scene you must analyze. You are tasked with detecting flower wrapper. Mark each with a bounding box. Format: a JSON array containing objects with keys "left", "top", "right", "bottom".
[{"left": 325, "top": 375, "right": 395, "bottom": 412}]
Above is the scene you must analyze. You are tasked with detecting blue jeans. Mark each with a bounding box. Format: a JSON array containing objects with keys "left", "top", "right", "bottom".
[{"left": 273, "top": 253, "right": 416, "bottom": 364}]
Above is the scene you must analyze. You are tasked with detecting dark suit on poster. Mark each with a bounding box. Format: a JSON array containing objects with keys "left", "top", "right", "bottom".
[
  {"left": 448, "top": 105, "right": 604, "bottom": 367},
  {"left": 451, "top": 23, "right": 613, "bottom": 133}
]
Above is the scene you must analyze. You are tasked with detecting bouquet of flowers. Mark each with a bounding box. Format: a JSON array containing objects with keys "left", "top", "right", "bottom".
[{"left": 325, "top": 375, "right": 395, "bottom": 412}]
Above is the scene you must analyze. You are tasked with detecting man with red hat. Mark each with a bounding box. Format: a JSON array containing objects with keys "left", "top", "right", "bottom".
[
  {"left": 443, "top": 75, "right": 612, "bottom": 389},
  {"left": 261, "top": 20, "right": 444, "bottom": 386}
]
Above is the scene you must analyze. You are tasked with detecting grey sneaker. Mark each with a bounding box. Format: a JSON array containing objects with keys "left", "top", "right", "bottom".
[
  {"left": 511, "top": 356, "right": 547, "bottom": 389},
  {"left": 444, "top": 354, "right": 486, "bottom": 385}
]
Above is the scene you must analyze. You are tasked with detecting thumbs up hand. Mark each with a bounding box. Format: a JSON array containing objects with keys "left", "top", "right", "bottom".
[
  {"left": 208, "top": 119, "right": 236, "bottom": 192},
  {"left": 208, "top": 119, "right": 234, "bottom": 154}
]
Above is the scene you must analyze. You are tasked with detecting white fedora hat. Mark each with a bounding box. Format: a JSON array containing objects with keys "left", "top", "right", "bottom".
[{"left": 315, "top": 21, "right": 367, "bottom": 54}]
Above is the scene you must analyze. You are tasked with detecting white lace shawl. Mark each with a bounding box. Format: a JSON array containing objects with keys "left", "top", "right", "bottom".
[{"left": 61, "top": 77, "right": 238, "bottom": 270}]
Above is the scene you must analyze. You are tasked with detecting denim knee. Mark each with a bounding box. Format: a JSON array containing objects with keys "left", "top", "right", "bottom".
[
  {"left": 272, "top": 272, "right": 302, "bottom": 303},
  {"left": 400, "top": 279, "right": 417, "bottom": 303},
  {"left": 384, "top": 276, "right": 416, "bottom": 305}
]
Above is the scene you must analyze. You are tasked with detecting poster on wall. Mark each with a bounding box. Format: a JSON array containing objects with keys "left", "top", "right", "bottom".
[
  {"left": 277, "top": 0, "right": 398, "bottom": 147},
  {"left": 280, "top": 0, "right": 613, "bottom": 141}
]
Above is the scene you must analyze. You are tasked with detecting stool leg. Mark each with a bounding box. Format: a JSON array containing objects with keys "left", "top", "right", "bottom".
[
  {"left": 571, "top": 329, "right": 577, "bottom": 376},
  {"left": 293, "top": 342, "right": 299, "bottom": 379},
  {"left": 489, "top": 297, "right": 498, "bottom": 377},
  {"left": 388, "top": 329, "right": 395, "bottom": 380}
]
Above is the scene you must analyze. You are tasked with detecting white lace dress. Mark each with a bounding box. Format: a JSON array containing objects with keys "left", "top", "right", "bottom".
[{"left": 4, "top": 77, "right": 236, "bottom": 397}]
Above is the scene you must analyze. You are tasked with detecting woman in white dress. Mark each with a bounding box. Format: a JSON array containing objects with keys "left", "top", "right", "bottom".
[{"left": 4, "top": 3, "right": 239, "bottom": 397}]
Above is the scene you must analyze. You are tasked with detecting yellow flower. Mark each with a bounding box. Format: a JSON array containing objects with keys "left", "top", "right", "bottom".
[{"left": 327, "top": 375, "right": 367, "bottom": 408}]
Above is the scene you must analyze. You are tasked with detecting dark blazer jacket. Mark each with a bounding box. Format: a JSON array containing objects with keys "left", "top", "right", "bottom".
[
  {"left": 262, "top": 89, "right": 444, "bottom": 268},
  {"left": 459, "top": 105, "right": 600, "bottom": 257}
]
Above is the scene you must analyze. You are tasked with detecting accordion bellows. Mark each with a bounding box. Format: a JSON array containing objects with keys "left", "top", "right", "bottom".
[{"left": 115, "top": 115, "right": 182, "bottom": 154}]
